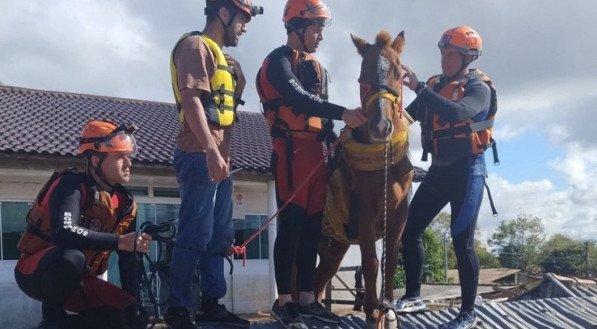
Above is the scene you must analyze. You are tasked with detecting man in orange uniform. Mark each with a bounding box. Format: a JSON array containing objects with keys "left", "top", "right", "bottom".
[
  {"left": 14, "top": 120, "right": 150, "bottom": 329},
  {"left": 397, "top": 26, "right": 498, "bottom": 329},
  {"left": 256, "top": 1, "right": 366, "bottom": 328}
]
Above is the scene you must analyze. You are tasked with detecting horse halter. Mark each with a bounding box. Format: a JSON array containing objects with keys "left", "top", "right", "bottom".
[{"left": 361, "top": 82, "right": 403, "bottom": 119}]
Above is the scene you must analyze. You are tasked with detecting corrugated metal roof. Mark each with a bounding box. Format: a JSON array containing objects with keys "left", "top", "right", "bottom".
[
  {"left": 399, "top": 296, "right": 597, "bottom": 329},
  {"left": 211, "top": 297, "right": 597, "bottom": 329}
]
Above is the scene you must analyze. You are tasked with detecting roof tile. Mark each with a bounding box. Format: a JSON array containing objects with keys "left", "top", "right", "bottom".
[{"left": 0, "top": 85, "right": 271, "bottom": 172}]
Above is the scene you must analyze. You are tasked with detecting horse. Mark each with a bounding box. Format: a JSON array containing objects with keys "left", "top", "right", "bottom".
[{"left": 314, "top": 31, "right": 414, "bottom": 328}]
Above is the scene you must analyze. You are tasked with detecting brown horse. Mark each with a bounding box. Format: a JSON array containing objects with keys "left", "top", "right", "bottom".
[{"left": 315, "top": 31, "right": 414, "bottom": 327}]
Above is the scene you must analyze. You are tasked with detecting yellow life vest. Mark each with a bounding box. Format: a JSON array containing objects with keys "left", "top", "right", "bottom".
[{"left": 170, "top": 32, "right": 237, "bottom": 127}]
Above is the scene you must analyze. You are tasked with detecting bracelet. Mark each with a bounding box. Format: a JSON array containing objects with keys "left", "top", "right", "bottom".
[{"left": 415, "top": 81, "right": 426, "bottom": 95}]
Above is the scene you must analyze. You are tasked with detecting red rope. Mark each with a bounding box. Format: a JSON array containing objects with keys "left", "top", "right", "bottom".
[{"left": 229, "top": 136, "right": 343, "bottom": 266}]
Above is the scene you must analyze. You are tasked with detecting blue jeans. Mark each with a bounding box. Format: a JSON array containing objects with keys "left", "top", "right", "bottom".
[{"left": 169, "top": 149, "right": 234, "bottom": 307}]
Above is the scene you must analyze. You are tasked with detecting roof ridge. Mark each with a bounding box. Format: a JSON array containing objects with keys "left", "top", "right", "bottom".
[
  {"left": 0, "top": 84, "right": 260, "bottom": 115},
  {"left": 0, "top": 84, "right": 176, "bottom": 107}
]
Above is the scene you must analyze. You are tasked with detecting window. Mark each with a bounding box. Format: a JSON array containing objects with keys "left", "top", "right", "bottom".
[
  {"left": 153, "top": 188, "right": 180, "bottom": 198},
  {"left": 0, "top": 202, "right": 31, "bottom": 260},
  {"left": 126, "top": 186, "right": 148, "bottom": 197},
  {"left": 233, "top": 214, "right": 269, "bottom": 260}
]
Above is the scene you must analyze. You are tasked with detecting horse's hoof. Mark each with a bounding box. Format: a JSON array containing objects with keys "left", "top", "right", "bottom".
[{"left": 384, "top": 314, "right": 398, "bottom": 329}]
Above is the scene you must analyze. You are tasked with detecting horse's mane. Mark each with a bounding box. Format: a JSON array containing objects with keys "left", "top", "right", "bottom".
[{"left": 375, "top": 31, "right": 392, "bottom": 48}]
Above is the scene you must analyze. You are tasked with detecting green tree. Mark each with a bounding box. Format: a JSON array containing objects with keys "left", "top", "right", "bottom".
[
  {"left": 395, "top": 228, "right": 445, "bottom": 288},
  {"left": 429, "top": 212, "right": 457, "bottom": 269},
  {"left": 396, "top": 212, "right": 501, "bottom": 288},
  {"left": 538, "top": 234, "right": 592, "bottom": 276},
  {"left": 475, "top": 240, "right": 501, "bottom": 269},
  {"left": 488, "top": 213, "right": 545, "bottom": 271},
  {"left": 430, "top": 212, "right": 500, "bottom": 269}
]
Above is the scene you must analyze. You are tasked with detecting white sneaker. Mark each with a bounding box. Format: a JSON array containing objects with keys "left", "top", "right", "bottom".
[{"left": 394, "top": 295, "right": 426, "bottom": 313}]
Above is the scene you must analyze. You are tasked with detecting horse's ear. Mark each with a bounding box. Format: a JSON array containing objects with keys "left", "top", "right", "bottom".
[
  {"left": 392, "top": 31, "right": 405, "bottom": 54},
  {"left": 351, "top": 33, "right": 369, "bottom": 56}
]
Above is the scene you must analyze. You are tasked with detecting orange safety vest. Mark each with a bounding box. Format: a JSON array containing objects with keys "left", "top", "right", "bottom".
[
  {"left": 17, "top": 170, "right": 137, "bottom": 277},
  {"left": 421, "top": 69, "right": 498, "bottom": 162},
  {"left": 256, "top": 49, "right": 330, "bottom": 140}
]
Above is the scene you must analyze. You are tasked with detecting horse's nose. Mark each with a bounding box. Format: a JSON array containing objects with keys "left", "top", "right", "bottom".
[{"left": 376, "top": 118, "right": 391, "bottom": 135}]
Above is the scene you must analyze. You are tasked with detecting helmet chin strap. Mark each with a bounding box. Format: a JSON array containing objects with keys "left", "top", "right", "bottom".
[
  {"left": 88, "top": 154, "right": 114, "bottom": 192},
  {"left": 446, "top": 53, "right": 477, "bottom": 81},
  {"left": 294, "top": 27, "right": 312, "bottom": 53}
]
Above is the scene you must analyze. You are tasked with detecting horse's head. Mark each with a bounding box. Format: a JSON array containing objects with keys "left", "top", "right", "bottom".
[{"left": 351, "top": 31, "right": 406, "bottom": 144}]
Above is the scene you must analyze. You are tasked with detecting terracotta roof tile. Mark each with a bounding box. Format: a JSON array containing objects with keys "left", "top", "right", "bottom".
[
  {"left": 0, "top": 85, "right": 271, "bottom": 172},
  {"left": 0, "top": 85, "right": 426, "bottom": 180}
]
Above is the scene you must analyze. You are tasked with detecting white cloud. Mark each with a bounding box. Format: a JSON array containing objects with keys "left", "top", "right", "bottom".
[
  {"left": 478, "top": 149, "right": 597, "bottom": 242},
  {"left": 0, "top": 0, "right": 166, "bottom": 99}
]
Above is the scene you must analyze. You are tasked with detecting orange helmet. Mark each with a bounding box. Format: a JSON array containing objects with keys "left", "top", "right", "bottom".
[
  {"left": 438, "top": 25, "right": 482, "bottom": 57},
  {"left": 206, "top": 0, "right": 263, "bottom": 19},
  {"left": 283, "top": 0, "right": 331, "bottom": 24},
  {"left": 78, "top": 120, "right": 137, "bottom": 156}
]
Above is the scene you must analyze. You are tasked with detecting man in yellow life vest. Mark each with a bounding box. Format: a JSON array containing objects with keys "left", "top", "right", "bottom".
[
  {"left": 396, "top": 26, "right": 498, "bottom": 329},
  {"left": 165, "top": 1, "right": 262, "bottom": 328},
  {"left": 14, "top": 120, "right": 150, "bottom": 329}
]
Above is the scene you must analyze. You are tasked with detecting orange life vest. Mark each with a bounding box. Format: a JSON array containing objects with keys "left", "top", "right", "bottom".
[
  {"left": 421, "top": 69, "right": 498, "bottom": 162},
  {"left": 256, "top": 48, "right": 329, "bottom": 140},
  {"left": 16, "top": 170, "right": 137, "bottom": 277}
]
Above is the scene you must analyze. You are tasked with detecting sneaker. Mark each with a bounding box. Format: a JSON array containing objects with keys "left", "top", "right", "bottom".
[
  {"left": 271, "top": 300, "right": 308, "bottom": 329},
  {"left": 394, "top": 295, "right": 427, "bottom": 313},
  {"left": 298, "top": 302, "right": 341, "bottom": 324},
  {"left": 194, "top": 304, "right": 250, "bottom": 328},
  {"left": 438, "top": 310, "right": 478, "bottom": 329},
  {"left": 164, "top": 306, "right": 196, "bottom": 329}
]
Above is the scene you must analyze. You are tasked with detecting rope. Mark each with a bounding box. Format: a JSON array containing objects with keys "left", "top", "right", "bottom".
[
  {"left": 229, "top": 134, "right": 343, "bottom": 265},
  {"left": 380, "top": 142, "right": 389, "bottom": 303},
  {"left": 377, "top": 80, "right": 404, "bottom": 329}
]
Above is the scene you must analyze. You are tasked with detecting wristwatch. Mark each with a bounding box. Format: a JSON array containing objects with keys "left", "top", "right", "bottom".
[{"left": 415, "top": 81, "right": 426, "bottom": 95}]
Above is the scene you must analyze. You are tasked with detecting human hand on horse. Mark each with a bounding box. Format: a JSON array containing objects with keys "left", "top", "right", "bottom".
[
  {"left": 342, "top": 107, "right": 367, "bottom": 128},
  {"left": 401, "top": 64, "right": 419, "bottom": 91},
  {"left": 118, "top": 232, "right": 152, "bottom": 253}
]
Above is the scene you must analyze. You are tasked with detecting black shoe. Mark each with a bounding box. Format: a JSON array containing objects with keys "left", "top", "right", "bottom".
[
  {"left": 195, "top": 304, "right": 250, "bottom": 328},
  {"left": 271, "top": 300, "right": 308, "bottom": 329},
  {"left": 164, "top": 306, "right": 196, "bottom": 329},
  {"left": 438, "top": 310, "right": 478, "bottom": 329},
  {"left": 298, "top": 302, "right": 341, "bottom": 324},
  {"left": 35, "top": 320, "right": 64, "bottom": 329}
]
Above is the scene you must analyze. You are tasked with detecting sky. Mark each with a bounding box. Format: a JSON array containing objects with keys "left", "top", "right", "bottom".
[{"left": 1, "top": 0, "right": 597, "bottom": 244}]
